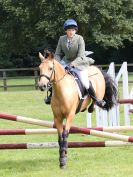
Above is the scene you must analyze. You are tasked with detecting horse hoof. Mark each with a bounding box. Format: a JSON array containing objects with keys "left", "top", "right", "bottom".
[
  {"left": 60, "top": 164, "right": 66, "bottom": 169},
  {"left": 60, "top": 163, "right": 67, "bottom": 169},
  {"left": 60, "top": 157, "right": 67, "bottom": 169},
  {"left": 88, "top": 104, "right": 95, "bottom": 113}
]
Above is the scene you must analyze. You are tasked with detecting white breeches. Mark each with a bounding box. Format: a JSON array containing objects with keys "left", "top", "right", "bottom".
[
  {"left": 60, "top": 60, "right": 90, "bottom": 90},
  {"left": 79, "top": 69, "right": 90, "bottom": 89}
]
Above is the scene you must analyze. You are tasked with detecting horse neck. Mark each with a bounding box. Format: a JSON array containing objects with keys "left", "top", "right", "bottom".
[
  {"left": 53, "top": 59, "right": 66, "bottom": 82},
  {"left": 52, "top": 59, "right": 68, "bottom": 94}
]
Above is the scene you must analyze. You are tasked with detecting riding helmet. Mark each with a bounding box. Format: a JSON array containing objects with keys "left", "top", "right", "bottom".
[{"left": 63, "top": 19, "right": 78, "bottom": 30}]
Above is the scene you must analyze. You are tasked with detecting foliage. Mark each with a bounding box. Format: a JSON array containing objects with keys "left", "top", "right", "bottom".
[
  {"left": 0, "top": 0, "right": 133, "bottom": 68},
  {"left": 36, "top": 0, "right": 133, "bottom": 48},
  {"left": 89, "top": 0, "right": 133, "bottom": 48}
]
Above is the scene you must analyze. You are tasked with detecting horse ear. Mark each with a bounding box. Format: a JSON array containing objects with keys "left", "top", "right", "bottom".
[
  {"left": 39, "top": 52, "right": 45, "bottom": 62},
  {"left": 43, "top": 49, "right": 54, "bottom": 60},
  {"left": 45, "top": 50, "right": 54, "bottom": 60},
  {"left": 44, "top": 50, "right": 50, "bottom": 58},
  {"left": 50, "top": 52, "right": 54, "bottom": 59}
]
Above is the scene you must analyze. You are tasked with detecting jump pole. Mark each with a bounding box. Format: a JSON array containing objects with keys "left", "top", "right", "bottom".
[
  {"left": 0, "top": 129, "right": 57, "bottom": 135},
  {"left": 1, "top": 128, "right": 133, "bottom": 144},
  {"left": 70, "top": 127, "right": 133, "bottom": 143},
  {"left": 118, "top": 99, "right": 133, "bottom": 104},
  {"left": 1, "top": 112, "right": 133, "bottom": 133},
  {"left": 0, "top": 141, "right": 133, "bottom": 149},
  {"left": 0, "top": 113, "right": 53, "bottom": 128},
  {"left": 1, "top": 113, "right": 133, "bottom": 143},
  {"left": 129, "top": 109, "right": 133, "bottom": 113},
  {"left": 1, "top": 125, "right": 133, "bottom": 135}
]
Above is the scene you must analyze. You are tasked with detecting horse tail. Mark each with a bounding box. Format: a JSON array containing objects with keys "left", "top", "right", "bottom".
[{"left": 101, "top": 70, "right": 118, "bottom": 111}]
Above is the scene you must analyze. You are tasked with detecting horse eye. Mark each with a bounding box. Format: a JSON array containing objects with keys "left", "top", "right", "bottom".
[{"left": 49, "top": 67, "right": 53, "bottom": 71}]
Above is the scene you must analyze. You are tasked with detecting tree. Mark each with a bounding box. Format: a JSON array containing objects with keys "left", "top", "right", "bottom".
[
  {"left": 0, "top": 0, "right": 47, "bottom": 67},
  {"left": 0, "top": 0, "right": 133, "bottom": 68},
  {"left": 87, "top": 0, "right": 133, "bottom": 48},
  {"left": 36, "top": 0, "right": 133, "bottom": 48}
]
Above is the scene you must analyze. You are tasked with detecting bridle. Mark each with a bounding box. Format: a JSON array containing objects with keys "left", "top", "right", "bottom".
[
  {"left": 39, "top": 61, "right": 55, "bottom": 89},
  {"left": 39, "top": 61, "right": 67, "bottom": 89}
]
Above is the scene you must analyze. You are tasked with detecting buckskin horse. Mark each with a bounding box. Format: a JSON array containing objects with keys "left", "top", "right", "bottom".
[{"left": 38, "top": 50, "right": 117, "bottom": 168}]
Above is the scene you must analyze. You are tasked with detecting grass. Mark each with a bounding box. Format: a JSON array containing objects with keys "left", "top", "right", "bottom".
[{"left": 0, "top": 76, "right": 133, "bottom": 177}]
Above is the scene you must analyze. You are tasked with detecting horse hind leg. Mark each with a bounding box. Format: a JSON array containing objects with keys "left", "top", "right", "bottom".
[{"left": 88, "top": 102, "right": 95, "bottom": 113}]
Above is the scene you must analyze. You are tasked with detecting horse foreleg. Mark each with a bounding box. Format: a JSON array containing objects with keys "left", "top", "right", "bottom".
[
  {"left": 55, "top": 116, "right": 73, "bottom": 168},
  {"left": 58, "top": 128, "right": 69, "bottom": 168},
  {"left": 54, "top": 118, "right": 66, "bottom": 168},
  {"left": 59, "top": 115, "right": 73, "bottom": 168},
  {"left": 59, "top": 129, "right": 69, "bottom": 168}
]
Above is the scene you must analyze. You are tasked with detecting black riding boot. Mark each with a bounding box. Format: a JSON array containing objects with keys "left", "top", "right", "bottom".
[
  {"left": 88, "top": 82, "right": 106, "bottom": 108},
  {"left": 44, "top": 88, "right": 52, "bottom": 104}
]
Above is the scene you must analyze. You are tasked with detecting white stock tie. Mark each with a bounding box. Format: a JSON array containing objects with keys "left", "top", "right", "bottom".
[{"left": 67, "top": 39, "right": 72, "bottom": 49}]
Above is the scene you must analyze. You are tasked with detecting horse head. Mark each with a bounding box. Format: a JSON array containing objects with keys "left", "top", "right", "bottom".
[{"left": 38, "top": 50, "right": 55, "bottom": 91}]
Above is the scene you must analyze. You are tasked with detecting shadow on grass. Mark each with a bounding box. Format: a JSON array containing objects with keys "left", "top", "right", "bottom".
[{"left": 0, "top": 156, "right": 58, "bottom": 172}]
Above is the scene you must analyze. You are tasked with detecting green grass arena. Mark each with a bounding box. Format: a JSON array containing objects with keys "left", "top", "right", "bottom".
[{"left": 0, "top": 76, "right": 133, "bottom": 177}]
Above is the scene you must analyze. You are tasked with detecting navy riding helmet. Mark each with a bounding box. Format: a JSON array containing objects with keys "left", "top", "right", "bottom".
[{"left": 63, "top": 19, "right": 78, "bottom": 30}]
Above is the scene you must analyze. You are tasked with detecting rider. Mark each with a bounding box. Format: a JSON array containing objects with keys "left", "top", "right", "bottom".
[{"left": 44, "top": 19, "right": 105, "bottom": 110}]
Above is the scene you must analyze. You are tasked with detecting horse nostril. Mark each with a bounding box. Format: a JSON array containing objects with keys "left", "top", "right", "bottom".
[{"left": 38, "top": 84, "right": 46, "bottom": 91}]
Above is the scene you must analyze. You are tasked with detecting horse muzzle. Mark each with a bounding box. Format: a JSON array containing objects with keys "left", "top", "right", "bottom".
[{"left": 38, "top": 83, "right": 47, "bottom": 91}]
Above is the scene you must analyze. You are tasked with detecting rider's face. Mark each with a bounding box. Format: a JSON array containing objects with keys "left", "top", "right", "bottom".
[{"left": 66, "top": 29, "right": 76, "bottom": 38}]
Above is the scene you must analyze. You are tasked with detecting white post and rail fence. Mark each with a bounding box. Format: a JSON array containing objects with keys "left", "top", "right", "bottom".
[
  {"left": 0, "top": 67, "right": 38, "bottom": 91},
  {"left": 0, "top": 63, "right": 133, "bottom": 128},
  {"left": 0, "top": 64, "right": 132, "bottom": 91},
  {"left": 87, "top": 62, "right": 133, "bottom": 128}
]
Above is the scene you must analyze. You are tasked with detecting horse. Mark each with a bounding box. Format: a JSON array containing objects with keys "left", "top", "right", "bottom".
[{"left": 38, "top": 50, "right": 117, "bottom": 169}]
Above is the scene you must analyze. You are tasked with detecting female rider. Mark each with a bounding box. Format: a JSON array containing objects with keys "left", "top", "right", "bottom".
[{"left": 45, "top": 19, "right": 105, "bottom": 111}]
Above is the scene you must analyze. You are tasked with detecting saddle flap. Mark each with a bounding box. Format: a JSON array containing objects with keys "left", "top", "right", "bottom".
[{"left": 66, "top": 67, "right": 87, "bottom": 99}]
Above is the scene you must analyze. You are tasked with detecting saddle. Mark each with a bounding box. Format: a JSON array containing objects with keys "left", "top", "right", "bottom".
[{"left": 65, "top": 66, "right": 88, "bottom": 114}]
